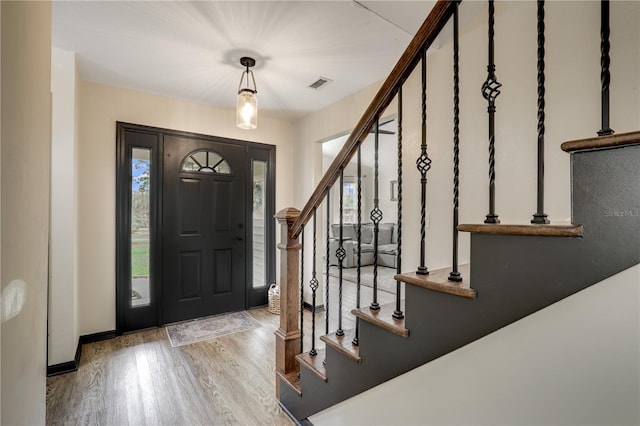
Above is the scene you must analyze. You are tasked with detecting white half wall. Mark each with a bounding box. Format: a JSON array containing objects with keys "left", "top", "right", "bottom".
[
  {"left": 310, "top": 264, "right": 640, "bottom": 426},
  {"left": 1, "top": 1, "right": 52, "bottom": 423},
  {"left": 77, "top": 81, "right": 294, "bottom": 335},
  {"left": 49, "top": 47, "right": 79, "bottom": 366}
]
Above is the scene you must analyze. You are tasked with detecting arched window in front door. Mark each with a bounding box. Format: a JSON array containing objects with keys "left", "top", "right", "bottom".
[{"left": 180, "top": 150, "right": 232, "bottom": 174}]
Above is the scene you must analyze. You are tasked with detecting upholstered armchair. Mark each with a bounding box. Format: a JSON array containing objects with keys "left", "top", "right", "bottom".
[{"left": 328, "top": 223, "right": 397, "bottom": 268}]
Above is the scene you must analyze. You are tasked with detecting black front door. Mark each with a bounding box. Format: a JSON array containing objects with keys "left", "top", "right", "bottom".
[{"left": 162, "top": 135, "right": 246, "bottom": 324}]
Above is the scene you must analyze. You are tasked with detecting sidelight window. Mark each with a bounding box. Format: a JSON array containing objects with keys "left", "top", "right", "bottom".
[
  {"left": 252, "top": 160, "right": 268, "bottom": 288},
  {"left": 131, "top": 147, "right": 151, "bottom": 308}
]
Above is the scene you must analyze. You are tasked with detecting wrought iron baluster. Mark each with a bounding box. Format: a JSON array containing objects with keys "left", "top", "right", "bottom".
[
  {"left": 532, "top": 0, "right": 550, "bottom": 225},
  {"left": 598, "top": 0, "right": 614, "bottom": 137},
  {"left": 325, "top": 188, "right": 330, "bottom": 335},
  {"left": 336, "top": 170, "right": 346, "bottom": 335},
  {"left": 449, "top": 2, "right": 463, "bottom": 282},
  {"left": 416, "top": 49, "right": 431, "bottom": 275},
  {"left": 482, "top": 0, "right": 501, "bottom": 224},
  {"left": 353, "top": 144, "right": 363, "bottom": 345},
  {"left": 370, "top": 119, "right": 383, "bottom": 309},
  {"left": 309, "top": 209, "right": 320, "bottom": 356},
  {"left": 300, "top": 227, "right": 305, "bottom": 354},
  {"left": 393, "top": 88, "right": 405, "bottom": 318}
]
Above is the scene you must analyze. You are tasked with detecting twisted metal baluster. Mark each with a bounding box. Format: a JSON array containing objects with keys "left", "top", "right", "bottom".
[
  {"left": 449, "top": 2, "right": 463, "bottom": 282},
  {"left": 336, "top": 170, "right": 346, "bottom": 335},
  {"left": 532, "top": 0, "right": 550, "bottom": 225},
  {"left": 482, "top": 0, "right": 501, "bottom": 224},
  {"left": 309, "top": 209, "right": 320, "bottom": 356},
  {"left": 325, "top": 188, "right": 330, "bottom": 335},
  {"left": 353, "top": 144, "right": 363, "bottom": 345},
  {"left": 598, "top": 0, "right": 614, "bottom": 136},
  {"left": 416, "top": 49, "right": 431, "bottom": 275},
  {"left": 300, "top": 227, "right": 305, "bottom": 354},
  {"left": 393, "top": 88, "right": 405, "bottom": 318},
  {"left": 370, "top": 119, "right": 383, "bottom": 309}
]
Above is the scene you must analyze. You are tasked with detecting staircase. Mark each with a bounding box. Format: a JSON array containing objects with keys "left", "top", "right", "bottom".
[{"left": 274, "top": 1, "right": 640, "bottom": 422}]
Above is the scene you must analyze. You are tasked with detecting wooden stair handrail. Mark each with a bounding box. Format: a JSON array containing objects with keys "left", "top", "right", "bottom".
[{"left": 290, "top": 0, "right": 458, "bottom": 238}]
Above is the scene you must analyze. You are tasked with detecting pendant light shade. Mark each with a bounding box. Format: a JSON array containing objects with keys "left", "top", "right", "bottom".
[{"left": 237, "top": 57, "right": 258, "bottom": 130}]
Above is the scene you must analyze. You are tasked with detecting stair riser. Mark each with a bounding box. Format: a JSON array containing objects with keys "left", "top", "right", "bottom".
[
  {"left": 571, "top": 145, "right": 640, "bottom": 278},
  {"left": 281, "top": 146, "right": 640, "bottom": 421},
  {"left": 403, "top": 144, "right": 640, "bottom": 374},
  {"left": 280, "top": 321, "right": 420, "bottom": 419}
]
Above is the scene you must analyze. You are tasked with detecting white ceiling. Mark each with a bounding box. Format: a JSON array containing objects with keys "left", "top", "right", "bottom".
[{"left": 52, "top": 1, "right": 436, "bottom": 119}]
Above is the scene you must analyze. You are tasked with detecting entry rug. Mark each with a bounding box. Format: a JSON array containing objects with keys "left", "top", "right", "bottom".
[{"left": 165, "top": 311, "right": 261, "bottom": 347}]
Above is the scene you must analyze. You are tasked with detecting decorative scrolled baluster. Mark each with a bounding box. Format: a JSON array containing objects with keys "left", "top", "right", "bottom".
[
  {"left": 336, "top": 170, "right": 346, "bottom": 336},
  {"left": 482, "top": 0, "right": 501, "bottom": 224},
  {"left": 309, "top": 209, "right": 320, "bottom": 356},
  {"left": 393, "top": 88, "right": 405, "bottom": 318},
  {"left": 532, "top": 0, "right": 550, "bottom": 225},
  {"left": 416, "top": 49, "right": 431, "bottom": 275},
  {"left": 370, "top": 119, "right": 383, "bottom": 310},
  {"left": 353, "top": 144, "right": 363, "bottom": 345},
  {"left": 325, "top": 188, "right": 330, "bottom": 335},
  {"left": 449, "top": 1, "right": 463, "bottom": 282},
  {"left": 597, "top": 0, "right": 614, "bottom": 137}
]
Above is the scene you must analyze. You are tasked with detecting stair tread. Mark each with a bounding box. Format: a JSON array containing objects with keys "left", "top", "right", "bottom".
[
  {"left": 320, "top": 329, "right": 361, "bottom": 363},
  {"left": 276, "top": 370, "right": 301, "bottom": 396},
  {"left": 561, "top": 130, "right": 640, "bottom": 152},
  {"left": 352, "top": 302, "right": 409, "bottom": 338},
  {"left": 397, "top": 264, "right": 475, "bottom": 299},
  {"left": 458, "top": 223, "right": 583, "bottom": 237},
  {"left": 296, "top": 349, "right": 328, "bottom": 382}
]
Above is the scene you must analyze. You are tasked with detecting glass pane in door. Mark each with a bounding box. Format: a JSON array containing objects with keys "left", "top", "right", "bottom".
[
  {"left": 252, "top": 160, "right": 267, "bottom": 288},
  {"left": 131, "top": 147, "right": 151, "bottom": 307}
]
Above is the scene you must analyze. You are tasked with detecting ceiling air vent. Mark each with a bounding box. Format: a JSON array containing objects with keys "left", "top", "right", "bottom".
[{"left": 308, "top": 77, "right": 333, "bottom": 90}]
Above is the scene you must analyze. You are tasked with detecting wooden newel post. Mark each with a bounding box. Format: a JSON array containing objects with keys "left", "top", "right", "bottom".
[{"left": 274, "top": 207, "right": 301, "bottom": 398}]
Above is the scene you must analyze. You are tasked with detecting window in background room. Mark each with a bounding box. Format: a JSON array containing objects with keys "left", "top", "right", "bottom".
[{"left": 343, "top": 180, "right": 357, "bottom": 223}]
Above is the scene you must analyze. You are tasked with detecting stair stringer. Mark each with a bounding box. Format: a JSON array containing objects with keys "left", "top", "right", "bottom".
[{"left": 280, "top": 144, "right": 640, "bottom": 421}]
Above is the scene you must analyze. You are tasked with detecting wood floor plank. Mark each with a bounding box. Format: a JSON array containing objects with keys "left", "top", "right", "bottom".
[
  {"left": 47, "top": 317, "right": 293, "bottom": 426},
  {"left": 47, "top": 271, "right": 401, "bottom": 425}
]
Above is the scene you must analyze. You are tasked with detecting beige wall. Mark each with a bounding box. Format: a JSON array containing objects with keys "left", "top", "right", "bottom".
[
  {"left": 294, "top": 1, "right": 640, "bottom": 276},
  {"left": 1, "top": 1, "right": 51, "bottom": 424},
  {"left": 49, "top": 47, "right": 79, "bottom": 365},
  {"left": 77, "top": 81, "right": 294, "bottom": 335}
]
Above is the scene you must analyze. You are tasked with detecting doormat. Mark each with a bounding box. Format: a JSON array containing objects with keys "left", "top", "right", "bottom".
[{"left": 165, "top": 311, "right": 261, "bottom": 347}]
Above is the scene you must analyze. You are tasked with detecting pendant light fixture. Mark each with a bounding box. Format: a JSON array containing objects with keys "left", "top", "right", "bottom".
[{"left": 236, "top": 56, "right": 258, "bottom": 130}]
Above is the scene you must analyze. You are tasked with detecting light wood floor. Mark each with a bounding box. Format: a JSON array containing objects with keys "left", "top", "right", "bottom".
[{"left": 46, "top": 279, "right": 399, "bottom": 425}]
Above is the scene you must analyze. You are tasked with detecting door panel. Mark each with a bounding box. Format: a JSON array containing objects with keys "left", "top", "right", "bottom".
[
  {"left": 212, "top": 180, "right": 232, "bottom": 232},
  {"left": 163, "top": 135, "right": 246, "bottom": 324},
  {"left": 179, "top": 178, "right": 202, "bottom": 235},
  {"left": 213, "top": 249, "right": 233, "bottom": 294},
  {"left": 178, "top": 251, "right": 201, "bottom": 300}
]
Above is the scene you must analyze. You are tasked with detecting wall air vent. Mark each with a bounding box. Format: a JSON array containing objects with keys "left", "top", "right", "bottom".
[{"left": 308, "top": 77, "right": 333, "bottom": 90}]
